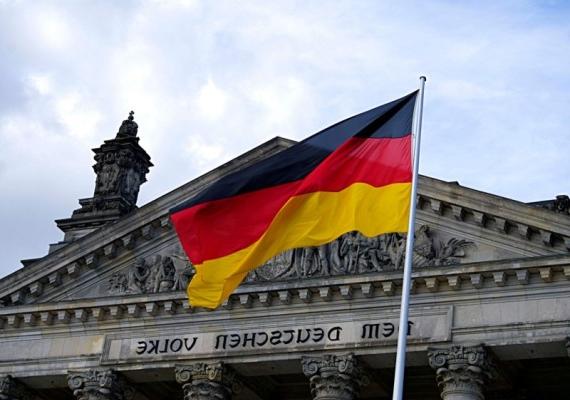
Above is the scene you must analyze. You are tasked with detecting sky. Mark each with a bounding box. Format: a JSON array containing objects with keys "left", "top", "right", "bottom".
[{"left": 0, "top": 0, "right": 569, "bottom": 278}]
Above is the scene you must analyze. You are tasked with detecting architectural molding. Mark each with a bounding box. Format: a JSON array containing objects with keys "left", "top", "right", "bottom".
[
  {"left": 246, "top": 225, "right": 475, "bottom": 283},
  {"left": 428, "top": 345, "right": 496, "bottom": 400},
  {"left": 2, "top": 172, "right": 569, "bottom": 308},
  {"left": 1, "top": 254, "right": 570, "bottom": 330},
  {"left": 67, "top": 369, "right": 135, "bottom": 400},
  {"left": 175, "top": 362, "right": 241, "bottom": 400},
  {"left": 301, "top": 353, "right": 369, "bottom": 400},
  {"left": 0, "top": 375, "right": 36, "bottom": 400}
]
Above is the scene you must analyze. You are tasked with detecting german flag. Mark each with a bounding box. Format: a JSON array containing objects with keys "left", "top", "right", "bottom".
[{"left": 171, "top": 91, "right": 418, "bottom": 308}]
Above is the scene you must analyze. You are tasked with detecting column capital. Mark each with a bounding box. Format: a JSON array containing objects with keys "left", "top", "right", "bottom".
[
  {"left": 428, "top": 345, "right": 496, "bottom": 400},
  {"left": 175, "top": 362, "right": 241, "bottom": 400},
  {"left": 0, "top": 375, "right": 35, "bottom": 400},
  {"left": 67, "top": 369, "right": 135, "bottom": 400},
  {"left": 302, "top": 353, "right": 369, "bottom": 400}
]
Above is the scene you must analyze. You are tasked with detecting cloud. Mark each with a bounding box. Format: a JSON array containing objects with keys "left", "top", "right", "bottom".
[
  {"left": 196, "top": 78, "right": 228, "bottom": 120},
  {"left": 0, "top": 0, "right": 569, "bottom": 277}
]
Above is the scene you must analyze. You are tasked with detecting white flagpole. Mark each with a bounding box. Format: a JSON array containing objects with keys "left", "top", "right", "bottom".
[{"left": 392, "top": 76, "right": 426, "bottom": 400}]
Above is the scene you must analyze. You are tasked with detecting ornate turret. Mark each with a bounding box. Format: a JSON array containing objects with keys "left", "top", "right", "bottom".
[{"left": 53, "top": 112, "right": 153, "bottom": 248}]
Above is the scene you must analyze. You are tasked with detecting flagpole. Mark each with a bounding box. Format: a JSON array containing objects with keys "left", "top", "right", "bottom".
[{"left": 392, "top": 76, "right": 426, "bottom": 400}]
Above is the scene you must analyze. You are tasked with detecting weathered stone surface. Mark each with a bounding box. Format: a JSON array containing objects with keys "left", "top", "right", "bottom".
[
  {"left": 0, "top": 375, "right": 35, "bottom": 400},
  {"left": 428, "top": 345, "right": 496, "bottom": 400},
  {"left": 246, "top": 225, "right": 475, "bottom": 283},
  {"left": 302, "top": 354, "right": 369, "bottom": 400},
  {"left": 108, "top": 254, "right": 193, "bottom": 295},
  {"left": 55, "top": 112, "right": 152, "bottom": 244},
  {"left": 68, "top": 369, "right": 134, "bottom": 400},
  {"left": 0, "top": 135, "right": 569, "bottom": 398},
  {"left": 175, "top": 362, "right": 240, "bottom": 400}
]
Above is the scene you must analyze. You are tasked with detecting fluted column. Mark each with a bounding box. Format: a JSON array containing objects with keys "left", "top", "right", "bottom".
[
  {"left": 175, "top": 362, "right": 241, "bottom": 400},
  {"left": 301, "top": 353, "right": 369, "bottom": 400},
  {"left": 67, "top": 369, "right": 135, "bottom": 400},
  {"left": 0, "top": 375, "right": 35, "bottom": 400},
  {"left": 428, "top": 345, "right": 496, "bottom": 400}
]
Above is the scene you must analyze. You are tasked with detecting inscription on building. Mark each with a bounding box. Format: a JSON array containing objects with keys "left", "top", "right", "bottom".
[{"left": 102, "top": 309, "right": 451, "bottom": 364}]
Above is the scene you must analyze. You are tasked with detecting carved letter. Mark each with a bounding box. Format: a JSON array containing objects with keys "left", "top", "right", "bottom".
[
  {"left": 256, "top": 332, "right": 269, "bottom": 347},
  {"left": 170, "top": 338, "right": 183, "bottom": 352},
  {"left": 147, "top": 339, "right": 159, "bottom": 354},
  {"left": 184, "top": 337, "right": 197, "bottom": 351},
  {"left": 215, "top": 335, "right": 228, "bottom": 350},
  {"left": 229, "top": 334, "right": 241, "bottom": 348},
  {"left": 407, "top": 321, "right": 414, "bottom": 336},
  {"left": 160, "top": 339, "right": 170, "bottom": 353},
  {"left": 282, "top": 329, "right": 295, "bottom": 345},
  {"left": 327, "top": 326, "right": 342, "bottom": 341},
  {"left": 382, "top": 323, "right": 395, "bottom": 337},
  {"left": 136, "top": 341, "right": 147, "bottom": 355},
  {"left": 242, "top": 332, "right": 256, "bottom": 348},
  {"left": 361, "top": 323, "right": 380, "bottom": 339},
  {"left": 297, "top": 328, "right": 311, "bottom": 344},
  {"left": 312, "top": 327, "right": 324, "bottom": 342},
  {"left": 270, "top": 330, "right": 282, "bottom": 345}
]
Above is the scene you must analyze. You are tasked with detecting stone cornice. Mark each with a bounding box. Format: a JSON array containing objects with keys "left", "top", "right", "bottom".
[
  {"left": 1, "top": 140, "right": 569, "bottom": 308},
  {"left": 0, "top": 254, "right": 568, "bottom": 332},
  {"left": 419, "top": 176, "right": 570, "bottom": 238},
  {"left": 0, "top": 138, "right": 294, "bottom": 306}
]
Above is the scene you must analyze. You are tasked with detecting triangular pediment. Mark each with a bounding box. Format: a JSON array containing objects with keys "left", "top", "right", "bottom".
[{"left": 1, "top": 138, "right": 569, "bottom": 306}]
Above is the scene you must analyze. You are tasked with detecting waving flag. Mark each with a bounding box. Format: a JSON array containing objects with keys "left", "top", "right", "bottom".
[{"left": 171, "top": 91, "right": 418, "bottom": 308}]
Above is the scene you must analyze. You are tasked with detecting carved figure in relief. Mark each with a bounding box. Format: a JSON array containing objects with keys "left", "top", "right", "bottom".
[
  {"left": 245, "top": 249, "right": 295, "bottom": 282},
  {"left": 414, "top": 225, "right": 435, "bottom": 260},
  {"left": 156, "top": 256, "right": 176, "bottom": 292},
  {"left": 295, "top": 246, "right": 327, "bottom": 277},
  {"left": 171, "top": 250, "right": 195, "bottom": 290},
  {"left": 385, "top": 233, "right": 405, "bottom": 270},
  {"left": 97, "top": 153, "right": 121, "bottom": 194},
  {"left": 125, "top": 257, "right": 150, "bottom": 294},
  {"left": 145, "top": 255, "right": 162, "bottom": 293},
  {"left": 328, "top": 238, "right": 343, "bottom": 274},
  {"left": 108, "top": 226, "right": 476, "bottom": 294},
  {"left": 108, "top": 273, "right": 127, "bottom": 294},
  {"left": 245, "top": 224, "right": 475, "bottom": 283},
  {"left": 340, "top": 232, "right": 360, "bottom": 273},
  {"left": 108, "top": 253, "right": 192, "bottom": 295},
  {"left": 554, "top": 195, "right": 570, "bottom": 214},
  {"left": 357, "top": 235, "right": 385, "bottom": 272},
  {"left": 123, "top": 168, "right": 141, "bottom": 204}
]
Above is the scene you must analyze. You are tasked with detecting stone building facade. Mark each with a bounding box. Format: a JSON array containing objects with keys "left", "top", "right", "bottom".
[{"left": 0, "top": 115, "right": 569, "bottom": 399}]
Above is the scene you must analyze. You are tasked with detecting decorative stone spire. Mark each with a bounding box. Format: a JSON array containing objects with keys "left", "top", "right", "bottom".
[
  {"left": 116, "top": 111, "right": 138, "bottom": 138},
  {"left": 54, "top": 112, "right": 153, "bottom": 247}
]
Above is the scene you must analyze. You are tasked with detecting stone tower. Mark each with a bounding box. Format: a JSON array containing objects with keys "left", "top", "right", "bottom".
[{"left": 54, "top": 111, "right": 153, "bottom": 248}]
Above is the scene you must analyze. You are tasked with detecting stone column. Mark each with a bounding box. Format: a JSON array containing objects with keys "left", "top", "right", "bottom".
[
  {"left": 175, "top": 362, "right": 241, "bottom": 400},
  {"left": 67, "top": 369, "right": 135, "bottom": 400},
  {"left": 301, "top": 353, "right": 369, "bottom": 400},
  {"left": 0, "top": 375, "right": 35, "bottom": 400},
  {"left": 428, "top": 345, "right": 496, "bottom": 400}
]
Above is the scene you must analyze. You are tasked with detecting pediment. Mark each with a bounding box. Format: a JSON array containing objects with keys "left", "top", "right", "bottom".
[{"left": 1, "top": 139, "right": 569, "bottom": 307}]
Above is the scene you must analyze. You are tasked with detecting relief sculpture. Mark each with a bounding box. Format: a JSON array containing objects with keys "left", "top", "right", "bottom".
[
  {"left": 245, "top": 225, "right": 474, "bottom": 283},
  {"left": 108, "top": 253, "right": 194, "bottom": 295},
  {"left": 107, "top": 225, "right": 474, "bottom": 294}
]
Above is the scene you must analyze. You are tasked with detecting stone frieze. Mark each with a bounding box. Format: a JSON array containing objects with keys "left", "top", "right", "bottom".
[
  {"left": 106, "top": 225, "right": 474, "bottom": 295},
  {"left": 246, "top": 224, "right": 474, "bottom": 283}
]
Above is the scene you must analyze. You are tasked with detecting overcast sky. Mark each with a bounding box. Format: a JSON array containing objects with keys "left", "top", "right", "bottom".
[{"left": 0, "top": 0, "right": 569, "bottom": 278}]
